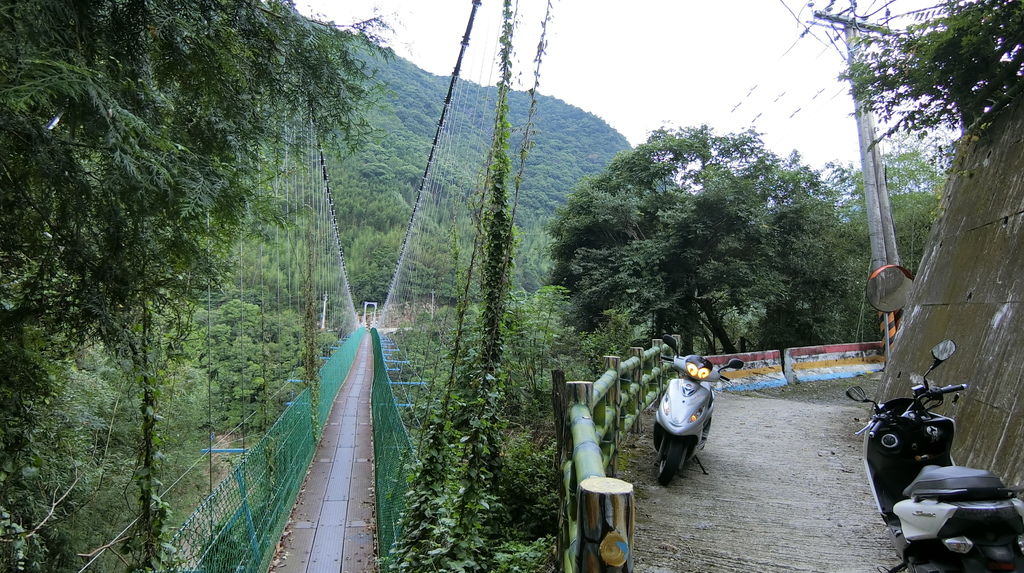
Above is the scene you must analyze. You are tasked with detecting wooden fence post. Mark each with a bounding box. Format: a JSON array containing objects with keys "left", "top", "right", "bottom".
[
  {"left": 630, "top": 347, "right": 644, "bottom": 433},
  {"left": 652, "top": 339, "right": 664, "bottom": 395},
  {"left": 603, "top": 355, "right": 620, "bottom": 477},
  {"left": 552, "top": 369, "right": 568, "bottom": 469},
  {"left": 567, "top": 380, "right": 594, "bottom": 409},
  {"left": 552, "top": 370, "right": 568, "bottom": 573},
  {"left": 576, "top": 476, "right": 634, "bottom": 572}
]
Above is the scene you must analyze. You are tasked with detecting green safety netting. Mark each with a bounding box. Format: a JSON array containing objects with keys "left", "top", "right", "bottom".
[
  {"left": 168, "top": 328, "right": 364, "bottom": 572},
  {"left": 370, "top": 329, "right": 413, "bottom": 567}
]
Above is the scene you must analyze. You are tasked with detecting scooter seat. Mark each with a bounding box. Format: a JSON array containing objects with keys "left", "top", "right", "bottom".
[{"left": 903, "top": 465, "right": 1013, "bottom": 501}]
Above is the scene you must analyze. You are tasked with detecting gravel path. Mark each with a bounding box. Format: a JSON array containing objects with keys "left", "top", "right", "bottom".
[{"left": 617, "top": 375, "right": 899, "bottom": 572}]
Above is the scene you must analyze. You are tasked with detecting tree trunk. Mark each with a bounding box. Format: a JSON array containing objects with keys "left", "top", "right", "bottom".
[{"left": 696, "top": 298, "right": 737, "bottom": 354}]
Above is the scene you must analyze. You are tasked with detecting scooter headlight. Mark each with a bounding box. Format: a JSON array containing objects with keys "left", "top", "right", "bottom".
[
  {"left": 941, "top": 536, "right": 973, "bottom": 554},
  {"left": 661, "top": 395, "right": 671, "bottom": 416},
  {"left": 684, "top": 358, "right": 712, "bottom": 380}
]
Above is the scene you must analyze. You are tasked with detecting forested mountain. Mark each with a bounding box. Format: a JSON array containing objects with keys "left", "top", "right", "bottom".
[{"left": 327, "top": 54, "right": 632, "bottom": 302}]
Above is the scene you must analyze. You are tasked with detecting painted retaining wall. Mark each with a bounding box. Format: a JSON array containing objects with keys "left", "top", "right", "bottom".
[
  {"left": 784, "top": 342, "right": 885, "bottom": 384},
  {"left": 707, "top": 349, "right": 784, "bottom": 391},
  {"left": 705, "top": 341, "right": 884, "bottom": 391}
]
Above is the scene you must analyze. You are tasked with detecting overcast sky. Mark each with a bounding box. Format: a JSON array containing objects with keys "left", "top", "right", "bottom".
[{"left": 300, "top": 1, "right": 933, "bottom": 169}]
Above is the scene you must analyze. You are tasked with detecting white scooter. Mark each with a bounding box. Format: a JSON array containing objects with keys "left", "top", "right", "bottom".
[
  {"left": 653, "top": 335, "right": 742, "bottom": 486},
  {"left": 846, "top": 339, "right": 1024, "bottom": 572}
]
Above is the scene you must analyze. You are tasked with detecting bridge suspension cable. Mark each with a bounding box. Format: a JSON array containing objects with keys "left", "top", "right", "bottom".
[{"left": 380, "top": 0, "right": 486, "bottom": 329}]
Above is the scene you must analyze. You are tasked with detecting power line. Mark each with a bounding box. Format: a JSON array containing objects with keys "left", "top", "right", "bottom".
[
  {"left": 881, "top": 2, "right": 948, "bottom": 25},
  {"left": 775, "top": 0, "right": 802, "bottom": 23},
  {"left": 775, "top": 0, "right": 846, "bottom": 54},
  {"left": 726, "top": 0, "right": 850, "bottom": 127},
  {"left": 861, "top": 0, "right": 899, "bottom": 20}
]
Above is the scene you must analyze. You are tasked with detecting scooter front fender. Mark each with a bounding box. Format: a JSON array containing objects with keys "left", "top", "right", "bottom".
[{"left": 655, "top": 411, "right": 704, "bottom": 435}]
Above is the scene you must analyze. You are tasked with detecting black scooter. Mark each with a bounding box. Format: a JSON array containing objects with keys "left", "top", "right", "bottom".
[{"left": 846, "top": 339, "right": 1024, "bottom": 572}]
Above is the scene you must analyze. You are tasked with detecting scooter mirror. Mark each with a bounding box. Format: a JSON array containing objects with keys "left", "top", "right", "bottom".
[
  {"left": 724, "top": 358, "right": 744, "bottom": 370},
  {"left": 845, "top": 386, "right": 868, "bottom": 402},
  {"left": 661, "top": 335, "right": 679, "bottom": 355},
  {"left": 931, "top": 339, "right": 956, "bottom": 362}
]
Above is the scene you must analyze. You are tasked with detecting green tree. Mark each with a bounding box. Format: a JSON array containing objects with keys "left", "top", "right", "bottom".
[
  {"left": 883, "top": 134, "right": 950, "bottom": 272},
  {"left": 852, "top": 0, "right": 1024, "bottom": 135},
  {"left": 549, "top": 126, "right": 867, "bottom": 352}
]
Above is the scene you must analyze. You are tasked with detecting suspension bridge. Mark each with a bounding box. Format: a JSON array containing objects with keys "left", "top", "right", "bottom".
[
  {"left": 4, "top": 0, "right": 1021, "bottom": 570},
  {"left": 67, "top": 2, "right": 562, "bottom": 571}
]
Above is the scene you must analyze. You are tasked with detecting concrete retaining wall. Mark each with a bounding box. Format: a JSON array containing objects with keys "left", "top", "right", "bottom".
[
  {"left": 878, "top": 95, "right": 1024, "bottom": 487},
  {"left": 704, "top": 342, "right": 883, "bottom": 391},
  {"left": 784, "top": 342, "right": 885, "bottom": 384}
]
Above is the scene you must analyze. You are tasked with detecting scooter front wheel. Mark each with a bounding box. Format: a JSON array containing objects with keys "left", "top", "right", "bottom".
[{"left": 657, "top": 438, "right": 686, "bottom": 486}]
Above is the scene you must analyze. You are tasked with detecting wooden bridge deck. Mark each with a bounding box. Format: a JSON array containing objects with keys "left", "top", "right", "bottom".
[{"left": 271, "top": 333, "right": 376, "bottom": 573}]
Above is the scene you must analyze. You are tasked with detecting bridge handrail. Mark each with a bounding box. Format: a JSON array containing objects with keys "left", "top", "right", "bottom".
[
  {"left": 369, "top": 329, "right": 413, "bottom": 567},
  {"left": 168, "top": 328, "right": 365, "bottom": 573}
]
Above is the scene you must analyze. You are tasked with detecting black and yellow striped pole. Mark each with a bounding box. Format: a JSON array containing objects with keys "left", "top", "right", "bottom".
[{"left": 878, "top": 309, "right": 903, "bottom": 355}]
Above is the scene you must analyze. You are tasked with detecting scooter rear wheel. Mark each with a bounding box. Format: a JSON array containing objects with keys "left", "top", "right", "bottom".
[{"left": 657, "top": 438, "right": 686, "bottom": 485}]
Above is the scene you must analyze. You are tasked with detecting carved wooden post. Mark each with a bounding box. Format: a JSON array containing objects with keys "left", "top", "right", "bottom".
[
  {"left": 603, "top": 355, "right": 620, "bottom": 476},
  {"left": 630, "top": 347, "right": 644, "bottom": 433},
  {"left": 577, "top": 476, "right": 635, "bottom": 572}
]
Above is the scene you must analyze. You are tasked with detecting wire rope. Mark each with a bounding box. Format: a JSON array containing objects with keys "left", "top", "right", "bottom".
[
  {"left": 374, "top": 0, "right": 518, "bottom": 438},
  {"left": 238, "top": 239, "right": 246, "bottom": 452},
  {"left": 206, "top": 212, "right": 214, "bottom": 508}
]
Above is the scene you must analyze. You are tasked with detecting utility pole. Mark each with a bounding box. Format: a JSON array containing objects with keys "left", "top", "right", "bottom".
[
  {"left": 815, "top": 10, "right": 904, "bottom": 358},
  {"left": 814, "top": 10, "right": 901, "bottom": 270}
]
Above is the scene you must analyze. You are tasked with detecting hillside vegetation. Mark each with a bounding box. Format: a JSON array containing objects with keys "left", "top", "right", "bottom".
[{"left": 328, "top": 55, "right": 631, "bottom": 303}]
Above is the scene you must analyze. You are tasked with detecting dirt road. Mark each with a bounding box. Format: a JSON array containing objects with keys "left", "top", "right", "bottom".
[{"left": 617, "top": 376, "right": 899, "bottom": 572}]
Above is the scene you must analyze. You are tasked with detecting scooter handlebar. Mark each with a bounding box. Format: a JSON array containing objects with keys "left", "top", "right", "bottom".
[
  {"left": 866, "top": 418, "right": 883, "bottom": 438},
  {"left": 925, "top": 383, "right": 969, "bottom": 400},
  {"left": 856, "top": 417, "right": 883, "bottom": 437}
]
